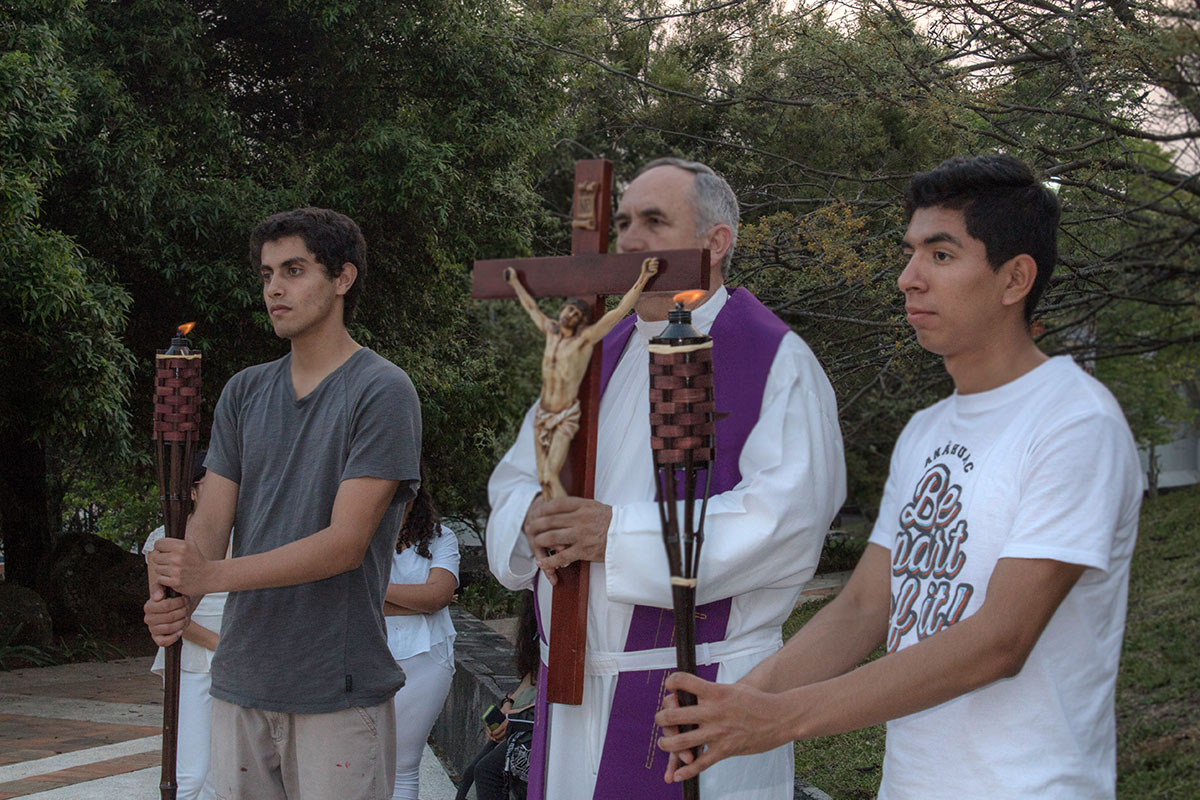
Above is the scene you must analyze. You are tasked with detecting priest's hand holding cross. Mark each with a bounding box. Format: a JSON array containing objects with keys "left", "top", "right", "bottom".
[{"left": 520, "top": 493, "right": 611, "bottom": 585}]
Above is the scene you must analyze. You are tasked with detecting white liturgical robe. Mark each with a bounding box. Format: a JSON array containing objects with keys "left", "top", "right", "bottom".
[{"left": 487, "top": 286, "right": 846, "bottom": 800}]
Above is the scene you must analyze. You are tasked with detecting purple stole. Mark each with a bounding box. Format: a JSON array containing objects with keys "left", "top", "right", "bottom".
[{"left": 526, "top": 288, "right": 790, "bottom": 800}]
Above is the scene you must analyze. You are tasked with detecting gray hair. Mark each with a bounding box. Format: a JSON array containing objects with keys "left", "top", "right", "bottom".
[{"left": 636, "top": 157, "right": 739, "bottom": 276}]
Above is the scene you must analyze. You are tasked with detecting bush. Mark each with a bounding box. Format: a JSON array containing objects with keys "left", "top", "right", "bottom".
[{"left": 457, "top": 576, "right": 524, "bottom": 620}]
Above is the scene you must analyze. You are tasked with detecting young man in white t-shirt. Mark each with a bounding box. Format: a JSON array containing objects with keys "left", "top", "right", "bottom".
[{"left": 655, "top": 154, "right": 1143, "bottom": 798}]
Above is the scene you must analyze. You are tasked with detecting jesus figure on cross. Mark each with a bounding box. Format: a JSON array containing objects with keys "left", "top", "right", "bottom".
[{"left": 505, "top": 257, "right": 659, "bottom": 501}]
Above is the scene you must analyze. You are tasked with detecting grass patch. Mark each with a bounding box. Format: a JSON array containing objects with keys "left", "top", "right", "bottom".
[
  {"left": 786, "top": 485, "right": 1200, "bottom": 799},
  {"left": 787, "top": 597, "right": 886, "bottom": 798},
  {"left": 1116, "top": 485, "right": 1200, "bottom": 799}
]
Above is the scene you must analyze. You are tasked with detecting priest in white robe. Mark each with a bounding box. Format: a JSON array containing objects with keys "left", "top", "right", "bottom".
[{"left": 487, "top": 158, "right": 846, "bottom": 800}]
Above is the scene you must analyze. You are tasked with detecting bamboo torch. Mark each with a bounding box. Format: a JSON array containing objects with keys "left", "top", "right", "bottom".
[
  {"left": 152, "top": 322, "right": 201, "bottom": 800},
  {"left": 648, "top": 291, "right": 714, "bottom": 800}
]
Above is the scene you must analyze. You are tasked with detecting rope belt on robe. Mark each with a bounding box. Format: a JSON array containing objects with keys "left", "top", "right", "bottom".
[{"left": 539, "top": 627, "right": 781, "bottom": 677}]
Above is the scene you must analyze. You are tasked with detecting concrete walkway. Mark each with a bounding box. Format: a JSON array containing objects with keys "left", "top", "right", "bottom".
[{"left": 0, "top": 658, "right": 458, "bottom": 799}]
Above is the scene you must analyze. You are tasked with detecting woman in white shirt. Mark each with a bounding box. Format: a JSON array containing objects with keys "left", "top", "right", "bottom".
[{"left": 385, "top": 477, "right": 460, "bottom": 800}]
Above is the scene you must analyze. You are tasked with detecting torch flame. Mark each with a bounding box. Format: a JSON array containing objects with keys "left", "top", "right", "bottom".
[
  {"left": 673, "top": 290, "right": 706, "bottom": 307},
  {"left": 177, "top": 322, "right": 197, "bottom": 336}
]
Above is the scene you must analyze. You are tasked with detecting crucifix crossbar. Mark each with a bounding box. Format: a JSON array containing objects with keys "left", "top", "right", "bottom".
[{"left": 472, "top": 159, "right": 710, "bottom": 704}]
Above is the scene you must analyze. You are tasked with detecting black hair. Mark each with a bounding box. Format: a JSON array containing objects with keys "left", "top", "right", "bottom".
[
  {"left": 514, "top": 590, "right": 540, "bottom": 680},
  {"left": 561, "top": 298, "right": 592, "bottom": 326},
  {"left": 904, "top": 154, "right": 1060, "bottom": 324},
  {"left": 397, "top": 465, "right": 441, "bottom": 559},
  {"left": 248, "top": 207, "right": 367, "bottom": 323}
]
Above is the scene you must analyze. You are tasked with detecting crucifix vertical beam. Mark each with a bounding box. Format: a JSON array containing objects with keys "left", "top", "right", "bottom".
[
  {"left": 546, "top": 159, "right": 608, "bottom": 704},
  {"left": 473, "top": 159, "right": 710, "bottom": 703}
]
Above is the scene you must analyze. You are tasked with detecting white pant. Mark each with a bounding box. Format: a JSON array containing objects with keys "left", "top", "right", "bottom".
[
  {"left": 390, "top": 648, "right": 454, "bottom": 800},
  {"left": 175, "top": 669, "right": 215, "bottom": 800}
]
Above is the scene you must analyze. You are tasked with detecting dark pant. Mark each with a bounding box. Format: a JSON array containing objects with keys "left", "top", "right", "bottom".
[{"left": 455, "top": 739, "right": 510, "bottom": 800}]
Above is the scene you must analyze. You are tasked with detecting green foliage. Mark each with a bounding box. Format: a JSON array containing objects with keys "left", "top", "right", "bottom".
[
  {"left": 8, "top": 0, "right": 1199, "bottom": 589},
  {"left": 0, "top": 1, "right": 79, "bottom": 223},
  {"left": 0, "top": 625, "right": 130, "bottom": 671},
  {"left": 0, "top": 0, "right": 137, "bottom": 587},
  {"left": 1116, "top": 486, "right": 1200, "bottom": 798},
  {"left": 1092, "top": 301, "right": 1200, "bottom": 449},
  {"left": 7, "top": 0, "right": 569, "bottom": 584},
  {"left": 457, "top": 576, "right": 525, "bottom": 620},
  {"left": 0, "top": 625, "right": 55, "bottom": 671},
  {"left": 51, "top": 627, "right": 129, "bottom": 664},
  {"left": 59, "top": 0, "right": 560, "bottom": 525},
  {"left": 1099, "top": 350, "right": 1199, "bottom": 449},
  {"left": 817, "top": 532, "right": 868, "bottom": 575},
  {"left": 0, "top": 249, "right": 135, "bottom": 449},
  {"left": 61, "top": 466, "right": 159, "bottom": 553},
  {"left": 0, "top": 0, "right": 134, "bottom": 451},
  {"left": 522, "top": 0, "right": 1199, "bottom": 509}
]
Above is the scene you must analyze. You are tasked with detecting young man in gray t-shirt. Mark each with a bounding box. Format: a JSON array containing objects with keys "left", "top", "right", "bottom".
[{"left": 145, "top": 208, "right": 419, "bottom": 799}]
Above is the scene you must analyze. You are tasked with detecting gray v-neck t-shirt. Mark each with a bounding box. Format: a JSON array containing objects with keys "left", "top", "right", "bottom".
[{"left": 205, "top": 347, "right": 420, "bottom": 712}]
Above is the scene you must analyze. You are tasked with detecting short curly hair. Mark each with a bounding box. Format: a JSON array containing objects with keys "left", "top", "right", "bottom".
[{"left": 249, "top": 208, "right": 367, "bottom": 323}]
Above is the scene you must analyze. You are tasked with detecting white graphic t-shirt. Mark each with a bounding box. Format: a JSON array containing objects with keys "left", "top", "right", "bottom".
[{"left": 868, "top": 356, "right": 1142, "bottom": 799}]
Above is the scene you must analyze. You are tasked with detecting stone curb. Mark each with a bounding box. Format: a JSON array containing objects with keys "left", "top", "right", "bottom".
[{"left": 432, "top": 607, "right": 522, "bottom": 779}]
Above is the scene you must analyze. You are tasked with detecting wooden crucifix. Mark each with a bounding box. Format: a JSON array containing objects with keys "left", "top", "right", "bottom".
[{"left": 473, "top": 159, "right": 710, "bottom": 704}]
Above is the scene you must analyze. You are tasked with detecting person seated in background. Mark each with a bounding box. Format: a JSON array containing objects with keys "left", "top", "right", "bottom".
[
  {"left": 384, "top": 472, "right": 460, "bottom": 800},
  {"left": 455, "top": 592, "right": 538, "bottom": 800}
]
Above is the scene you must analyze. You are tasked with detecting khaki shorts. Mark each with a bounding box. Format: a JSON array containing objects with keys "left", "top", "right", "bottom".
[{"left": 209, "top": 697, "right": 396, "bottom": 800}]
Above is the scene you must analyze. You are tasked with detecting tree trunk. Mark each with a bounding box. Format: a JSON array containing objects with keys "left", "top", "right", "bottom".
[{"left": 0, "top": 430, "right": 51, "bottom": 588}]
